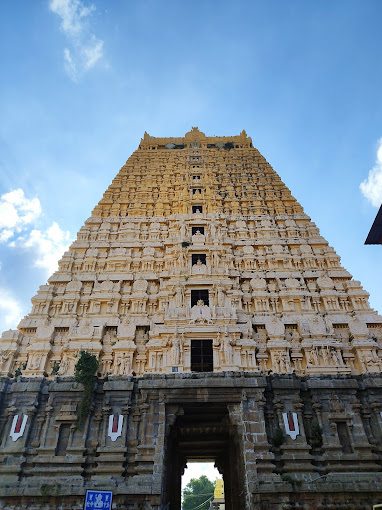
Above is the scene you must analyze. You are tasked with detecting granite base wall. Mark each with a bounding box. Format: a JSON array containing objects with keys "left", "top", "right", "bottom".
[{"left": 0, "top": 373, "right": 381, "bottom": 509}]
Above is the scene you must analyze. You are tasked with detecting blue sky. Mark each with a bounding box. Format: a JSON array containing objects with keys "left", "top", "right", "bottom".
[{"left": 1, "top": 0, "right": 382, "bottom": 330}]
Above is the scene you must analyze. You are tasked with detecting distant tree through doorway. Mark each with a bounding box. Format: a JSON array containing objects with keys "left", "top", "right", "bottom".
[{"left": 182, "top": 475, "right": 215, "bottom": 510}]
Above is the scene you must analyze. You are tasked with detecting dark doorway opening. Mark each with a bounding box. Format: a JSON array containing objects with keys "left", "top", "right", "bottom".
[
  {"left": 162, "top": 403, "right": 246, "bottom": 510},
  {"left": 191, "top": 289, "right": 209, "bottom": 307},
  {"left": 192, "top": 205, "right": 203, "bottom": 213},
  {"left": 191, "top": 339, "right": 213, "bottom": 372}
]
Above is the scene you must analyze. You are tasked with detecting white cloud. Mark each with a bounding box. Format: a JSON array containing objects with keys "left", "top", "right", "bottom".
[
  {"left": 0, "top": 288, "right": 23, "bottom": 329},
  {"left": 82, "top": 37, "right": 104, "bottom": 70},
  {"left": 64, "top": 47, "right": 77, "bottom": 80},
  {"left": 0, "top": 188, "right": 73, "bottom": 276},
  {"left": 0, "top": 189, "right": 42, "bottom": 239},
  {"left": 18, "top": 222, "right": 72, "bottom": 276},
  {"left": 360, "top": 138, "right": 382, "bottom": 207},
  {"left": 181, "top": 462, "right": 220, "bottom": 493},
  {"left": 0, "top": 230, "right": 14, "bottom": 242},
  {"left": 49, "top": 0, "right": 104, "bottom": 81},
  {"left": 49, "top": 0, "right": 95, "bottom": 35}
]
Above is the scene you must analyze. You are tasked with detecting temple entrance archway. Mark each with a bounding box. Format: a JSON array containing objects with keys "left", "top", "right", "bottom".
[{"left": 162, "top": 403, "right": 247, "bottom": 510}]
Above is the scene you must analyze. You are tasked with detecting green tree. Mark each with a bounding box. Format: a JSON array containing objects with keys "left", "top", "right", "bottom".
[
  {"left": 74, "top": 350, "right": 99, "bottom": 429},
  {"left": 182, "top": 475, "right": 215, "bottom": 510}
]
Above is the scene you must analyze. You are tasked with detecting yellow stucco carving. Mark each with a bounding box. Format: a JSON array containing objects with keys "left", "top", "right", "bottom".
[{"left": 1, "top": 129, "right": 381, "bottom": 378}]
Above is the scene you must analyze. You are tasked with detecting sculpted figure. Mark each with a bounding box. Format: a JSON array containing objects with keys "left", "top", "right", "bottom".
[
  {"left": 178, "top": 249, "right": 187, "bottom": 268},
  {"left": 210, "top": 218, "right": 217, "bottom": 239},
  {"left": 58, "top": 352, "right": 71, "bottom": 375},
  {"left": 214, "top": 329, "right": 221, "bottom": 349},
  {"left": 321, "top": 346, "right": 329, "bottom": 365},
  {"left": 310, "top": 347, "right": 319, "bottom": 365},
  {"left": 323, "top": 316, "right": 335, "bottom": 335},
  {"left": 221, "top": 327, "right": 235, "bottom": 365},
  {"left": 175, "top": 286, "right": 184, "bottom": 308},
  {"left": 100, "top": 358, "right": 112, "bottom": 375},
  {"left": 31, "top": 354, "right": 42, "bottom": 370},
  {"left": 291, "top": 329, "right": 300, "bottom": 342},
  {"left": 215, "top": 283, "right": 225, "bottom": 307},
  {"left": 363, "top": 350, "right": 380, "bottom": 369},
  {"left": 331, "top": 349, "right": 342, "bottom": 366},
  {"left": 0, "top": 350, "right": 10, "bottom": 369},
  {"left": 212, "top": 251, "right": 221, "bottom": 267},
  {"left": 179, "top": 220, "right": 186, "bottom": 239},
  {"left": 273, "top": 351, "right": 289, "bottom": 372},
  {"left": 168, "top": 331, "right": 183, "bottom": 365},
  {"left": 117, "top": 354, "right": 132, "bottom": 375}
]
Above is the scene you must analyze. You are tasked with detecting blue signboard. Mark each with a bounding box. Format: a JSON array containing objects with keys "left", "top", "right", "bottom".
[{"left": 84, "top": 490, "right": 113, "bottom": 510}]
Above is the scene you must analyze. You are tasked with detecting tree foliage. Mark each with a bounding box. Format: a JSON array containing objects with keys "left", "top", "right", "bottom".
[
  {"left": 308, "top": 421, "right": 323, "bottom": 449},
  {"left": 74, "top": 351, "right": 99, "bottom": 429},
  {"left": 182, "top": 475, "right": 215, "bottom": 510}
]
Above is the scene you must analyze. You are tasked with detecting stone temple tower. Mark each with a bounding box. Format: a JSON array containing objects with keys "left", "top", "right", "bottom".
[{"left": 1, "top": 128, "right": 382, "bottom": 509}]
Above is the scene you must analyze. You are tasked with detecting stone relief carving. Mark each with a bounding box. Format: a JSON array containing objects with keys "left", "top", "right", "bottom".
[
  {"left": 2, "top": 136, "right": 381, "bottom": 379},
  {"left": 190, "top": 300, "right": 213, "bottom": 324}
]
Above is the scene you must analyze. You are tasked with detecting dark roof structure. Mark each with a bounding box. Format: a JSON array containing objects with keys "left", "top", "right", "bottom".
[{"left": 365, "top": 204, "right": 382, "bottom": 244}]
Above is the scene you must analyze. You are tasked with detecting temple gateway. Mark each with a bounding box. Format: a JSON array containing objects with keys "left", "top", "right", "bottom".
[{"left": 1, "top": 128, "right": 382, "bottom": 509}]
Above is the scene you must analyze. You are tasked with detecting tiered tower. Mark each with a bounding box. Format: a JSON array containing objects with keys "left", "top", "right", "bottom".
[
  {"left": 0, "top": 128, "right": 382, "bottom": 510},
  {"left": 2, "top": 127, "right": 381, "bottom": 378}
]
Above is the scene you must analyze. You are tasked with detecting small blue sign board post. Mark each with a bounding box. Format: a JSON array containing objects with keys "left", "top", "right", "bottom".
[{"left": 84, "top": 490, "right": 113, "bottom": 510}]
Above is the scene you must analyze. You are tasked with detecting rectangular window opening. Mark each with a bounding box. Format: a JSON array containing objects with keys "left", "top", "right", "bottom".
[
  {"left": 191, "top": 289, "right": 209, "bottom": 307},
  {"left": 192, "top": 206, "right": 203, "bottom": 214},
  {"left": 192, "top": 254, "right": 206, "bottom": 265},
  {"left": 192, "top": 226, "right": 204, "bottom": 235},
  {"left": 192, "top": 188, "right": 202, "bottom": 195},
  {"left": 191, "top": 339, "right": 213, "bottom": 372}
]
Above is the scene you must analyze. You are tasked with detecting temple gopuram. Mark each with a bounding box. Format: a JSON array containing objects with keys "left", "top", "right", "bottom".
[{"left": 1, "top": 128, "right": 382, "bottom": 509}]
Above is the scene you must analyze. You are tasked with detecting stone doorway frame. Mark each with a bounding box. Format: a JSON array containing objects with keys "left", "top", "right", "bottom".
[{"left": 162, "top": 402, "right": 248, "bottom": 510}]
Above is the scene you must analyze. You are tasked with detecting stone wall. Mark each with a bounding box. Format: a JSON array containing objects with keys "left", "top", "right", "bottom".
[{"left": 0, "top": 372, "right": 381, "bottom": 509}]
